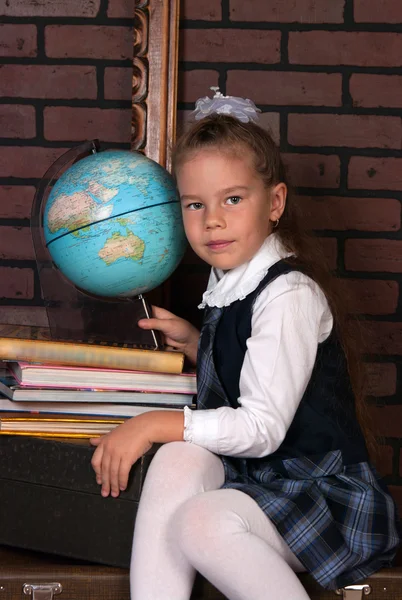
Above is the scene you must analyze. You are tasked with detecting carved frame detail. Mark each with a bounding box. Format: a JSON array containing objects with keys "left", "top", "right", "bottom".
[{"left": 131, "top": 0, "right": 179, "bottom": 170}]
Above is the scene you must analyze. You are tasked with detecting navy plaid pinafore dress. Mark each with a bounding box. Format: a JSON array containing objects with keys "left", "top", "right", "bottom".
[{"left": 196, "top": 260, "right": 400, "bottom": 591}]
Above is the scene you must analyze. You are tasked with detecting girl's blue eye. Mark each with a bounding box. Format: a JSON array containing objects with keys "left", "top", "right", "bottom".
[
  {"left": 187, "top": 202, "right": 203, "bottom": 210},
  {"left": 226, "top": 196, "right": 242, "bottom": 205}
]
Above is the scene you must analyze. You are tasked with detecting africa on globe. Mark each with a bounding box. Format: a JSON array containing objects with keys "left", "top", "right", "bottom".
[{"left": 44, "top": 150, "right": 187, "bottom": 298}]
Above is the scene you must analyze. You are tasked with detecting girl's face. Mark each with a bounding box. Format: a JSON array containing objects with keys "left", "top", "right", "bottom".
[{"left": 177, "top": 148, "right": 286, "bottom": 270}]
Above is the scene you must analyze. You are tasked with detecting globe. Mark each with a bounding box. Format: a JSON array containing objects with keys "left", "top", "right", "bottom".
[{"left": 43, "top": 149, "right": 187, "bottom": 298}]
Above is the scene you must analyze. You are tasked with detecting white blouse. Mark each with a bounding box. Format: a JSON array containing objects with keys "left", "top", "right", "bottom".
[{"left": 183, "top": 234, "right": 333, "bottom": 458}]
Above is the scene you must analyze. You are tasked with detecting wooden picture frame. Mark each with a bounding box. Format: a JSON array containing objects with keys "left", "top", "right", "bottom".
[{"left": 131, "top": 0, "right": 180, "bottom": 170}]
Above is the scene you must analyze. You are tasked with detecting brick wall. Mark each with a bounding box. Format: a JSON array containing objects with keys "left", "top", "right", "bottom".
[
  {"left": 0, "top": 1, "right": 401, "bottom": 502},
  {"left": 0, "top": 0, "right": 135, "bottom": 325}
]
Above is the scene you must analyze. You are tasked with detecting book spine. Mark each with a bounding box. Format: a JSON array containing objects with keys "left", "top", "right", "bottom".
[
  {"left": 0, "top": 339, "right": 184, "bottom": 374},
  {"left": 0, "top": 431, "right": 108, "bottom": 438}
]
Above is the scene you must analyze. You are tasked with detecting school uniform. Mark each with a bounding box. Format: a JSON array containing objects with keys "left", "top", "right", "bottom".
[{"left": 184, "top": 234, "right": 400, "bottom": 591}]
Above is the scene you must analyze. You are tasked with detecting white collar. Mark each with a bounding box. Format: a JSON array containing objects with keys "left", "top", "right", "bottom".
[{"left": 198, "top": 234, "right": 293, "bottom": 309}]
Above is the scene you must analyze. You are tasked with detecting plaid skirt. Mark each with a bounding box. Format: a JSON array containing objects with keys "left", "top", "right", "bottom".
[
  {"left": 197, "top": 304, "right": 400, "bottom": 590},
  {"left": 221, "top": 450, "right": 400, "bottom": 590}
]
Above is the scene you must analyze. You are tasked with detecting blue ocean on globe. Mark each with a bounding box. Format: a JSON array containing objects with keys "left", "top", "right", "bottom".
[{"left": 44, "top": 150, "right": 187, "bottom": 297}]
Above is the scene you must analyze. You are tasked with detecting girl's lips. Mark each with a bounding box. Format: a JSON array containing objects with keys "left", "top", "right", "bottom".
[{"left": 206, "top": 240, "right": 233, "bottom": 250}]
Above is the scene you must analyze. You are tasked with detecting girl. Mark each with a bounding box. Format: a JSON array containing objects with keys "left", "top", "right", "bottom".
[{"left": 90, "top": 90, "right": 400, "bottom": 600}]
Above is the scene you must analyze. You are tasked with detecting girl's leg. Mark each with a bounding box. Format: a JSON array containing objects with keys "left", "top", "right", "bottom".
[
  {"left": 171, "top": 488, "right": 310, "bottom": 600},
  {"left": 130, "top": 441, "right": 225, "bottom": 600}
]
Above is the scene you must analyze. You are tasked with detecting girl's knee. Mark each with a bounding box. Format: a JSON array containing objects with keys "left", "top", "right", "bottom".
[
  {"left": 147, "top": 442, "right": 224, "bottom": 489},
  {"left": 169, "top": 490, "right": 247, "bottom": 556},
  {"left": 151, "top": 441, "right": 187, "bottom": 467}
]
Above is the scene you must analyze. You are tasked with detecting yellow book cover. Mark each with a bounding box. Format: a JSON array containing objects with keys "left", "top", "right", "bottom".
[
  {"left": 0, "top": 413, "right": 124, "bottom": 438},
  {"left": 0, "top": 324, "right": 184, "bottom": 374}
]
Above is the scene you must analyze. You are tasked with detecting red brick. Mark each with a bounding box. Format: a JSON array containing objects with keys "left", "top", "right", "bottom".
[
  {"left": 107, "top": 0, "right": 135, "bottom": 18},
  {"left": 0, "top": 65, "right": 97, "bottom": 99},
  {"left": 368, "top": 406, "right": 402, "bottom": 438},
  {"left": 348, "top": 157, "right": 402, "bottom": 191},
  {"left": 44, "top": 107, "right": 131, "bottom": 143},
  {"left": 373, "top": 444, "right": 394, "bottom": 477},
  {"left": 182, "top": 0, "right": 221, "bottom": 20},
  {"left": 227, "top": 71, "right": 342, "bottom": 106},
  {"left": 283, "top": 154, "right": 340, "bottom": 188},
  {"left": 0, "top": 226, "right": 35, "bottom": 260},
  {"left": 317, "top": 237, "right": 337, "bottom": 269},
  {"left": 297, "top": 196, "right": 400, "bottom": 232},
  {"left": 288, "top": 114, "right": 401, "bottom": 149},
  {"left": 104, "top": 67, "right": 132, "bottom": 101},
  {"left": 339, "top": 279, "right": 398, "bottom": 315},
  {"left": 365, "top": 322, "right": 402, "bottom": 355},
  {"left": 0, "top": 306, "right": 48, "bottom": 326},
  {"left": 289, "top": 32, "right": 402, "bottom": 67},
  {"left": 0, "top": 105, "right": 36, "bottom": 139},
  {"left": 0, "top": 24, "right": 36, "bottom": 57},
  {"left": 345, "top": 239, "right": 402, "bottom": 273},
  {"left": 46, "top": 25, "right": 133, "bottom": 60},
  {"left": 366, "top": 363, "right": 397, "bottom": 397},
  {"left": 0, "top": 0, "right": 100, "bottom": 17},
  {"left": 179, "top": 29, "right": 280, "bottom": 64},
  {"left": 178, "top": 69, "right": 219, "bottom": 103},
  {"left": 0, "top": 267, "right": 34, "bottom": 300},
  {"left": 350, "top": 75, "right": 402, "bottom": 109},
  {"left": 0, "top": 186, "right": 35, "bottom": 219},
  {"left": 0, "top": 147, "right": 68, "bottom": 178},
  {"left": 256, "top": 112, "right": 281, "bottom": 145},
  {"left": 230, "top": 0, "right": 345, "bottom": 22},
  {"left": 354, "top": 0, "right": 402, "bottom": 23}
]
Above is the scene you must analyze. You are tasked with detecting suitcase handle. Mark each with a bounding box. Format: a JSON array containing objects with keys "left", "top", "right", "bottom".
[
  {"left": 335, "top": 584, "right": 372, "bottom": 599},
  {"left": 23, "top": 583, "right": 63, "bottom": 600}
]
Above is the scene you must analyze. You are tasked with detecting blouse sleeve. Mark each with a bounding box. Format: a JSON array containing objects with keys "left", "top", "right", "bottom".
[{"left": 183, "top": 272, "right": 333, "bottom": 458}]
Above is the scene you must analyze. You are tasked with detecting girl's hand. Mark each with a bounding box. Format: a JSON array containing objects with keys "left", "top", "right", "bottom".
[
  {"left": 90, "top": 411, "right": 184, "bottom": 498},
  {"left": 138, "top": 305, "right": 200, "bottom": 365},
  {"left": 90, "top": 416, "right": 153, "bottom": 498}
]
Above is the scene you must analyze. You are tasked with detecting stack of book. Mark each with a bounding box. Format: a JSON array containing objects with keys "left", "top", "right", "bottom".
[{"left": 0, "top": 324, "right": 196, "bottom": 438}]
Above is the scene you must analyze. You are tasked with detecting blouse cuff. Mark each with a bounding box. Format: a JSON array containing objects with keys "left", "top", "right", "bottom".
[{"left": 183, "top": 406, "right": 221, "bottom": 454}]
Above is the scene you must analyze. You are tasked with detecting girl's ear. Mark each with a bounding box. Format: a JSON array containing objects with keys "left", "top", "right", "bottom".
[{"left": 269, "top": 183, "right": 287, "bottom": 221}]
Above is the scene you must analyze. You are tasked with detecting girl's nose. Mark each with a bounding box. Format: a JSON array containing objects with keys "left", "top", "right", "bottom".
[{"left": 204, "top": 207, "right": 225, "bottom": 229}]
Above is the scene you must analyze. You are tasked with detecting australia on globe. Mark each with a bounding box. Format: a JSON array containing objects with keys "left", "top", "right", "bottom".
[{"left": 44, "top": 150, "right": 187, "bottom": 298}]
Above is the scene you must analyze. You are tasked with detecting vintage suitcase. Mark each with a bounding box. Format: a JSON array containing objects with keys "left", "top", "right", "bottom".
[
  {"left": 0, "top": 546, "right": 401, "bottom": 600},
  {"left": 0, "top": 435, "right": 155, "bottom": 567},
  {"left": 1, "top": 435, "right": 401, "bottom": 598}
]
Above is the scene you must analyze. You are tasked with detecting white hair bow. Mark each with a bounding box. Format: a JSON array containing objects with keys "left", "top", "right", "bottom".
[{"left": 191, "top": 87, "right": 261, "bottom": 124}]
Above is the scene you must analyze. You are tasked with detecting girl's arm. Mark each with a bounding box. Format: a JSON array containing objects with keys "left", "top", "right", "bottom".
[
  {"left": 90, "top": 410, "right": 184, "bottom": 498},
  {"left": 138, "top": 305, "right": 200, "bottom": 365},
  {"left": 91, "top": 306, "right": 199, "bottom": 498}
]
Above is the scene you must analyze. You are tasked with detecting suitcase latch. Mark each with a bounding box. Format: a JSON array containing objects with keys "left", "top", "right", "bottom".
[
  {"left": 23, "top": 583, "right": 63, "bottom": 600},
  {"left": 335, "top": 584, "right": 372, "bottom": 599}
]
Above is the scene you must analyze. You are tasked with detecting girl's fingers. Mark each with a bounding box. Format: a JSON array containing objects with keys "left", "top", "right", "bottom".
[
  {"left": 109, "top": 456, "right": 122, "bottom": 498},
  {"left": 118, "top": 458, "right": 133, "bottom": 492},
  {"left": 151, "top": 305, "right": 176, "bottom": 319},
  {"left": 137, "top": 317, "right": 166, "bottom": 331},
  {"left": 91, "top": 444, "right": 103, "bottom": 485},
  {"left": 100, "top": 451, "right": 111, "bottom": 497}
]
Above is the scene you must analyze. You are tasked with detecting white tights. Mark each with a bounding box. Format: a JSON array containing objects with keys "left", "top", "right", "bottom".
[{"left": 130, "top": 442, "right": 310, "bottom": 600}]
